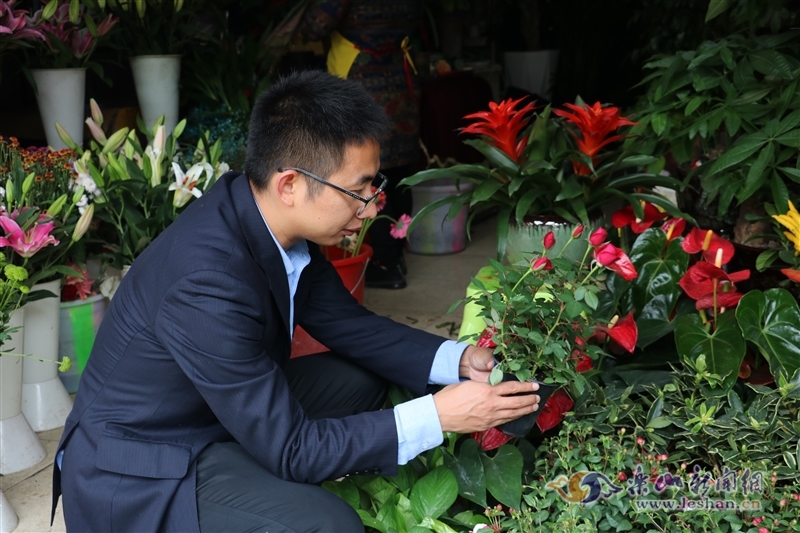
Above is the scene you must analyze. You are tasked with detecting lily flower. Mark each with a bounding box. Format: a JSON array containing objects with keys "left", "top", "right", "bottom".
[
  {"left": 553, "top": 101, "right": 636, "bottom": 175},
  {"left": 70, "top": 28, "right": 93, "bottom": 59},
  {"left": 0, "top": 215, "right": 59, "bottom": 258},
  {"left": 95, "top": 13, "right": 118, "bottom": 37},
  {"left": 611, "top": 202, "right": 668, "bottom": 234},
  {"left": 681, "top": 227, "right": 734, "bottom": 264},
  {"left": 170, "top": 162, "right": 212, "bottom": 208},
  {"left": 85, "top": 117, "right": 107, "bottom": 144},
  {"left": 461, "top": 96, "right": 536, "bottom": 162},
  {"left": 594, "top": 243, "right": 638, "bottom": 281}
]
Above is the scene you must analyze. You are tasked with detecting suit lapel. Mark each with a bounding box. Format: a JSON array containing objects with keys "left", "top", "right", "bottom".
[{"left": 229, "top": 173, "right": 292, "bottom": 336}]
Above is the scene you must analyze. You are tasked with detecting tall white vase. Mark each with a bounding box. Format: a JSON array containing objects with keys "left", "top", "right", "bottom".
[
  {"left": 21, "top": 280, "right": 73, "bottom": 431},
  {"left": 130, "top": 55, "right": 181, "bottom": 135},
  {"left": 0, "top": 490, "right": 18, "bottom": 533},
  {"left": 31, "top": 68, "right": 86, "bottom": 150},
  {"left": 0, "top": 308, "right": 47, "bottom": 475}
]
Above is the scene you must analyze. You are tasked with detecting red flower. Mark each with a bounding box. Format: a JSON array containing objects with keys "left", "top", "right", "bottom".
[
  {"left": 536, "top": 390, "right": 574, "bottom": 433},
  {"left": 661, "top": 218, "right": 686, "bottom": 241},
  {"left": 472, "top": 427, "right": 513, "bottom": 451},
  {"left": 681, "top": 228, "right": 734, "bottom": 265},
  {"left": 553, "top": 102, "right": 637, "bottom": 173},
  {"left": 462, "top": 96, "right": 536, "bottom": 163},
  {"left": 575, "top": 352, "right": 593, "bottom": 372},
  {"left": 598, "top": 312, "right": 638, "bottom": 353},
  {"left": 543, "top": 231, "right": 556, "bottom": 250},
  {"left": 572, "top": 225, "right": 584, "bottom": 239},
  {"left": 477, "top": 326, "right": 498, "bottom": 349},
  {"left": 594, "top": 243, "right": 638, "bottom": 281},
  {"left": 589, "top": 227, "right": 608, "bottom": 246},
  {"left": 678, "top": 262, "right": 749, "bottom": 310},
  {"left": 781, "top": 268, "right": 800, "bottom": 283},
  {"left": 532, "top": 257, "right": 553, "bottom": 271},
  {"left": 611, "top": 203, "right": 668, "bottom": 234}
]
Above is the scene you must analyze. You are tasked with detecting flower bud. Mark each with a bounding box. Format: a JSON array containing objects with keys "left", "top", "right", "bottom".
[
  {"left": 47, "top": 194, "right": 68, "bottom": 217},
  {"left": 72, "top": 203, "right": 94, "bottom": 242},
  {"left": 543, "top": 231, "right": 556, "bottom": 250},
  {"left": 589, "top": 227, "right": 608, "bottom": 246},
  {"left": 102, "top": 127, "right": 130, "bottom": 154},
  {"left": 5, "top": 180, "right": 13, "bottom": 204},
  {"left": 22, "top": 172, "right": 35, "bottom": 195},
  {"left": 55, "top": 122, "right": 79, "bottom": 151},
  {"left": 72, "top": 186, "right": 85, "bottom": 205},
  {"left": 86, "top": 118, "right": 108, "bottom": 145},
  {"left": 636, "top": 437, "right": 644, "bottom": 445},
  {"left": 90, "top": 99, "right": 104, "bottom": 126},
  {"left": 532, "top": 257, "right": 552, "bottom": 271},
  {"left": 572, "top": 225, "right": 584, "bottom": 239},
  {"left": 594, "top": 243, "right": 619, "bottom": 266}
]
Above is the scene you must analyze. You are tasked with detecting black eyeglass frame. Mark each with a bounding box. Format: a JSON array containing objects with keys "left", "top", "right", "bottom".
[{"left": 278, "top": 167, "right": 388, "bottom": 216}]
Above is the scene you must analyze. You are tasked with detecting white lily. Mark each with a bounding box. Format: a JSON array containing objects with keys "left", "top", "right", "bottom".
[
  {"left": 170, "top": 162, "right": 213, "bottom": 208},
  {"left": 147, "top": 125, "right": 167, "bottom": 187}
]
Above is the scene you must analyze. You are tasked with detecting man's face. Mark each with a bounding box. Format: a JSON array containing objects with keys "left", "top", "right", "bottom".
[{"left": 296, "top": 140, "right": 382, "bottom": 246}]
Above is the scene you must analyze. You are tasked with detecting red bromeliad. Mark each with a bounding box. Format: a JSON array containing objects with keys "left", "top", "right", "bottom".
[
  {"left": 611, "top": 202, "right": 668, "bottom": 234},
  {"left": 461, "top": 96, "right": 536, "bottom": 163},
  {"left": 553, "top": 102, "right": 637, "bottom": 175}
]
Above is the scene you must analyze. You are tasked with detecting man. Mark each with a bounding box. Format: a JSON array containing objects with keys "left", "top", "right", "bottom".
[{"left": 52, "top": 70, "right": 540, "bottom": 533}]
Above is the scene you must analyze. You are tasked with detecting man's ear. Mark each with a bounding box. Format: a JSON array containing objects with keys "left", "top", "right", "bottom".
[{"left": 273, "top": 170, "right": 302, "bottom": 207}]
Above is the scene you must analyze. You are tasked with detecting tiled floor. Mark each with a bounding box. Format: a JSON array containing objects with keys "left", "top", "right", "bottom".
[{"left": 1, "top": 217, "right": 498, "bottom": 533}]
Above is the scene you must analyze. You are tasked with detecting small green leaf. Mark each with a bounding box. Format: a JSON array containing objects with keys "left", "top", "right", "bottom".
[
  {"left": 705, "top": 0, "right": 730, "bottom": 22},
  {"left": 584, "top": 291, "right": 599, "bottom": 310}
]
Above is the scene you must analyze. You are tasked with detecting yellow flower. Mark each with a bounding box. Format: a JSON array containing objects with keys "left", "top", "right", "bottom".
[{"left": 773, "top": 200, "right": 800, "bottom": 256}]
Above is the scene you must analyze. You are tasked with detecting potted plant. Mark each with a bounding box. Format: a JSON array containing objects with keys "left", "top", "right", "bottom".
[
  {"left": 25, "top": 0, "right": 116, "bottom": 149},
  {"left": 399, "top": 96, "right": 684, "bottom": 261}
]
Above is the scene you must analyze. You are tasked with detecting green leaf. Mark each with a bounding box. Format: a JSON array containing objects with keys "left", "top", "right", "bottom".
[
  {"left": 463, "top": 139, "right": 519, "bottom": 181},
  {"left": 647, "top": 417, "right": 673, "bottom": 429},
  {"left": 636, "top": 294, "right": 679, "bottom": 348},
  {"left": 651, "top": 113, "right": 668, "bottom": 135},
  {"left": 771, "top": 171, "right": 789, "bottom": 213},
  {"left": 399, "top": 165, "right": 488, "bottom": 187},
  {"left": 362, "top": 476, "right": 399, "bottom": 508},
  {"left": 741, "top": 142, "right": 774, "bottom": 200},
  {"left": 674, "top": 312, "right": 746, "bottom": 393},
  {"left": 684, "top": 97, "right": 706, "bottom": 116},
  {"left": 755, "top": 250, "right": 778, "bottom": 272},
  {"left": 358, "top": 510, "right": 389, "bottom": 533},
  {"left": 481, "top": 445, "right": 523, "bottom": 509},
  {"left": 555, "top": 176, "right": 583, "bottom": 201},
  {"left": 775, "top": 130, "right": 800, "bottom": 148},
  {"left": 749, "top": 50, "right": 794, "bottom": 79},
  {"left": 322, "top": 479, "right": 361, "bottom": 510},
  {"left": 470, "top": 180, "right": 505, "bottom": 204},
  {"left": 708, "top": 140, "right": 764, "bottom": 175},
  {"left": 779, "top": 167, "right": 800, "bottom": 184},
  {"left": 584, "top": 291, "right": 599, "bottom": 310},
  {"left": 736, "top": 289, "right": 800, "bottom": 382},
  {"left": 410, "top": 466, "right": 459, "bottom": 522},
  {"left": 725, "top": 113, "right": 742, "bottom": 136},
  {"left": 705, "top": 0, "right": 730, "bottom": 21},
  {"left": 444, "top": 439, "right": 487, "bottom": 508}
]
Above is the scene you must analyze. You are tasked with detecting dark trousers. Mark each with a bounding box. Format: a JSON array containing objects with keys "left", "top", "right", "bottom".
[{"left": 196, "top": 353, "right": 388, "bottom": 533}]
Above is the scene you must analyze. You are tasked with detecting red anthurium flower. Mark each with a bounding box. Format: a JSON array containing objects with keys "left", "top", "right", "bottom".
[
  {"left": 476, "top": 326, "right": 498, "bottom": 349},
  {"left": 589, "top": 227, "right": 608, "bottom": 246},
  {"left": 781, "top": 268, "right": 800, "bottom": 283},
  {"left": 553, "top": 102, "right": 637, "bottom": 172},
  {"left": 462, "top": 96, "right": 536, "bottom": 163},
  {"left": 661, "top": 218, "right": 686, "bottom": 241},
  {"left": 682, "top": 228, "right": 735, "bottom": 265},
  {"left": 678, "top": 262, "right": 750, "bottom": 301},
  {"left": 594, "top": 243, "right": 638, "bottom": 281},
  {"left": 532, "top": 257, "right": 553, "bottom": 271},
  {"left": 601, "top": 312, "right": 638, "bottom": 353},
  {"left": 611, "top": 203, "right": 668, "bottom": 234},
  {"left": 575, "top": 351, "right": 593, "bottom": 372},
  {"left": 695, "top": 290, "right": 746, "bottom": 310},
  {"left": 542, "top": 231, "right": 556, "bottom": 250},
  {"left": 472, "top": 427, "right": 513, "bottom": 451},
  {"left": 536, "top": 390, "right": 574, "bottom": 433}
]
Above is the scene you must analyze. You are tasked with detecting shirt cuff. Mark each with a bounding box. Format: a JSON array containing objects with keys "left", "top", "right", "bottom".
[
  {"left": 394, "top": 395, "right": 443, "bottom": 465},
  {"left": 429, "top": 340, "right": 471, "bottom": 385}
]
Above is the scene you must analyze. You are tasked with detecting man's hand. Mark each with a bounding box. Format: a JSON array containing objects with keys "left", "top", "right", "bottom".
[
  {"left": 433, "top": 380, "right": 541, "bottom": 434},
  {"left": 459, "top": 345, "right": 495, "bottom": 382}
]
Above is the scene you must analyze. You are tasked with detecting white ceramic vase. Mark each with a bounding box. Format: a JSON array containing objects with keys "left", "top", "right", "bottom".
[
  {"left": 0, "top": 308, "right": 47, "bottom": 476},
  {"left": 21, "top": 280, "right": 73, "bottom": 431},
  {"left": 31, "top": 68, "right": 86, "bottom": 150},
  {"left": 0, "top": 489, "right": 18, "bottom": 533},
  {"left": 130, "top": 55, "right": 181, "bottom": 134}
]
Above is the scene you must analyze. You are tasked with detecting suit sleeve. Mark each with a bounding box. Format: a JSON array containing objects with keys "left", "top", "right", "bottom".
[{"left": 154, "top": 267, "right": 398, "bottom": 483}]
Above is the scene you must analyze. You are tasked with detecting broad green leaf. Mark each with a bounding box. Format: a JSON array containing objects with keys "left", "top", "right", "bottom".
[
  {"left": 684, "top": 97, "right": 706, "bottom": 116},
  {"left": 399, "top": 165, "right": 487, "bottom": 187},
  {"left": 481, "top": 445, "right": 523, "bottom": 509},
  {"left": 755, "top": 250, "right": 779, "bottom": 271},
  {"left": 321, "top": 479, "right": 361, "bottom": 510},
  {"left": 732, "top": 88, "right": 772, "bottom": 106},
  {"left": 674, "top": 312, "right": 746, "bottom": 393},
  {"left": 555, "top": 176, "right": 583, "bottom": 201},
  {"left": 779, "top": 167, "right": 800, "bottom": 183},
  {"left": 741, "top": 142, "right": 774, "bottom": 200},
  {"left": 470, "top": 179, "right": 505, "bottom": 205},
  {"left": 775, "top": 130, "right": 800, "bottom": 148},
  {"left": 358, "top": 510, "right": 388, "bottom": 533},
  {"left": 725, "top": 113, "right": 742, "bottom": 136},
  {"left": 463, "top": 139, "right": 519, "bottom": 181},
  {"left": 708, "top": 141, "right": 764, "bottom": 175},
  {"left": 647, "top": 416, "right": 673, "bottom": 429},
  {"left": 651, "top": 113, "right": 667, "bottom": 135},
  {"left": 444, "top": 439, "right": 487, "bottom": 508},
  {"left": 705, "top": 0, "right": 730, "bottom": 21},
  {"left": 636, "top": 294, "right": 679, "bottom": 348},
  {"left": 409, "top": 466, "right": 459, "bottom": 522},
  {"left": 736, "top": 289, "right": 800, "bottom": 381},
  {"left": 362, "top": 476, "right": 399, "bottom": 508},
  {"left": 749, "top": 50, "right": 794, "bottom": 79},
  {"left": 376, "top": 495, "right": 406, "bottom": 533},
  {"left": 771, "top": 171, "right": 789, "bottom": 213}
]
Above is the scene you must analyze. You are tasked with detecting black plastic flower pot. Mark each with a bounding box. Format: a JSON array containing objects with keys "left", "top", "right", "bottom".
[{"left": 497, "top": 376, "right": 558, "bottom": 438}]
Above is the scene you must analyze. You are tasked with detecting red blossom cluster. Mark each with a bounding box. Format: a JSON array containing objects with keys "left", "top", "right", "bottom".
[{"left": 461, "top": 96, "right": 536, "bottom": 163}]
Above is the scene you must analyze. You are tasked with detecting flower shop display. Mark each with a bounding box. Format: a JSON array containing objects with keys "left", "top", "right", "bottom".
[
  {"left": 25, "top": 0, "right": 117, "bottom": 149},
  {"left": 399, "top": 96, "right": 684, "bottom": 260}
]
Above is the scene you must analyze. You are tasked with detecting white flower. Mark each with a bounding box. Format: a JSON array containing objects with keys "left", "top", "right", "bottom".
[
  {"left": 472, "top": 525, "right": 491, "bottom": 533},
  {"left": 0, "top": 186, "right": 5, "bottom": 199},
  {"left": 71, "top": 160, "right": 101, "bottom": 198},
  {"left": 77, "top": 194, "right": 89, "bottom": 215},
  {"left": 214, "top": 161, "right": 230, "bottom": 179},
  {"left": 169, "top": 162, "right": 213, "bottom": 208}
]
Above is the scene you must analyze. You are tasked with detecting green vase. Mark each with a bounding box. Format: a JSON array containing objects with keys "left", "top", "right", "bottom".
[{"left": 505, "top": 215, "right": 600, "bottom": 266}]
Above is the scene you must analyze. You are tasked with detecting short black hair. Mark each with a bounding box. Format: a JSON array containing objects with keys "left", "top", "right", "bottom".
[{"left": 245, "top": 70, "right": 389, "bottom": 197}]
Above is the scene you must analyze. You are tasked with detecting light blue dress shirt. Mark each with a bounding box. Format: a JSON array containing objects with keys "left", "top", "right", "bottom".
[{"left": 255, "top": 202, "right": 468, "bottom": 464}]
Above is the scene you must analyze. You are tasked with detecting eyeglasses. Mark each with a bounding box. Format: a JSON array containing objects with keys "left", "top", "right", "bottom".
[{"left": 278, "top": 167, "right": 388, "bottom": 216}]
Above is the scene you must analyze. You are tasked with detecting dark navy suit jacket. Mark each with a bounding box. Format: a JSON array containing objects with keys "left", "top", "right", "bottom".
[{"left": 52, "top": 172, "right": 445, "bottom": 532}]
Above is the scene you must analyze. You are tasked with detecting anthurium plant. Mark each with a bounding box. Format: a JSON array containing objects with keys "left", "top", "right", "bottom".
[
  {"left": 58, "top": 103, "right": 228, "bottom": 267},
  {"left": 399, "top": 97, "right": 685, "bottom": 258}
]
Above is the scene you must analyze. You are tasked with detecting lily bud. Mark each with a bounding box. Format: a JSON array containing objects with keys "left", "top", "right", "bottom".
[
  {"left": 72, "top": 203, "right": 94, "bottom": 242},
  {"left": 173, "top": 118, "right": 187, "bottom": 139},
  {"left": 102, "top": 127, "right": 130, "bottom": 154},
  {"left": 72, "top": 186, "right": 86, "bottom": 205},
  {"left": 55, "top": 122, "right": 79, "bottom": 151},
  {"left": 589, "top": 227, "right": 608, "bottom": 246},
  {"left": 90, "top": 99, "right": 103, "bottom": 126},
  {"left": 135, "top": 0, "right": 146, "bottom": 18},
  {"left": 86, "top": 118, "right": 108, "bottom": 144},
  {"left": 153, "top": 125, "right": 166, "bottom": 153},
  {"left": 22, "top": 172, "right": 36, "bottom": 196},
  {"left": 124, "top": 130, "right": 137, "bottom": 159},
  {"left": 99, "top": 153, "right": 109, "bottom": 169},
  {"left": 5, "top": 180, "right": 13, "bottom": 204},
  {"left": 41, "top": 0, "right": 58, "bottom": 20},
  {"left": 543, "top": 231, "right": 556, "bottom": 250},
  {"left": 174, "top": 0, "right": 184, "bottom": 12},
  {"left": 572, "top": 225, "right": 584, "bottom": 239},
  {"left": 47, "top": 194, "right": 68, "bottom": 217}
]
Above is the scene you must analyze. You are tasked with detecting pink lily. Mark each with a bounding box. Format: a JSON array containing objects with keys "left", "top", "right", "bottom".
[
  {"left": 70, "top": 28, "right": 93, "bottom": 58},
  {"left": 0, "top": 216, "right": 59, "bottom": 258},
  {"left": 95, "top": 13, "right": 117, "bottom": 37}
]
